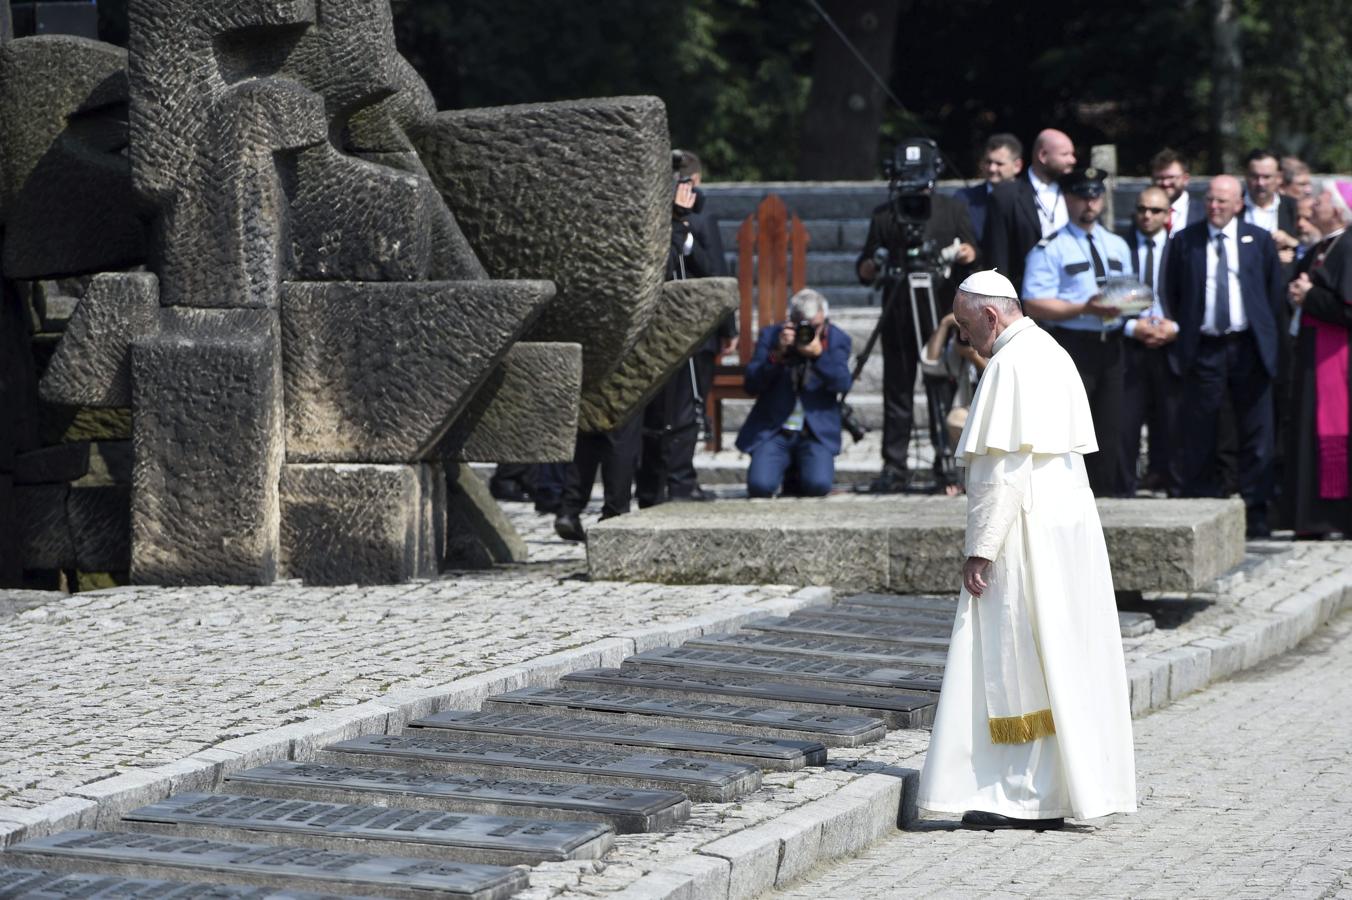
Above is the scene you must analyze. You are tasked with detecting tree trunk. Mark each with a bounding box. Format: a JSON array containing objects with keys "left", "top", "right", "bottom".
[
  {"left": 797, "top": 0, "right": 899, "bottom": 181},
  {"left": 1210, "top": 0, "right": 1241, "bottom": 173}
]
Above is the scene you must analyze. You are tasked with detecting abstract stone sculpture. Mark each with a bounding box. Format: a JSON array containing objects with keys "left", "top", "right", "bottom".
[{"left": 0, "top": 0, "right": 732, "bottom": 587}]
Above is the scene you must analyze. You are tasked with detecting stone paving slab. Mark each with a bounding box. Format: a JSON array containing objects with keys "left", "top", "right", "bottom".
[{"left": 587, "top": 496, "right": 1245, "bottom": 593}]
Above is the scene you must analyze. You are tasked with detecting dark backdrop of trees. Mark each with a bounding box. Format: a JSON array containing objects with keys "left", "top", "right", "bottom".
[{"left": 90, "top": 0, "right": 1352, "bottom": 182}]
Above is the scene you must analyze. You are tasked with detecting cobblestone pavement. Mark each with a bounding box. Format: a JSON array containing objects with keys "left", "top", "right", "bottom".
[
  {"left": 768, "top": 610, "right": 1352, "bottom": 900},
  {"left": 0, "top": 573, "right": 796, "bottom": 811}
]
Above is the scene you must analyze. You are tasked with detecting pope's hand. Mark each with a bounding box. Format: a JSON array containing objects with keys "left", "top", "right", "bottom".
[{"left": 963, "top": 556, "right": 992, "bottom": 597}]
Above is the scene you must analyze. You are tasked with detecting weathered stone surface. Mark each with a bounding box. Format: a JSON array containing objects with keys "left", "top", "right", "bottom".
[
  {"left": 13, "top": 443, "right": 90, "bottom": 485},
  {"left": 16, "top": 483, "right": 72, "bottom": 569},
  {"left": 0, "top": 869, "right": 366, "bottom": 900},
  {"left": 280, "top": 280, "right": 554, "bottom": 463},
  {"left": 4, "top": 830, "right": 527, "bottom": 900},
  {"left": 68, "top": 484, "right": 130, "bottom": 571},
  {"left": 588, "top": 496, "right": 1246, "bottom": 592},
  {"left": 686, "top": 632, "right": 948, "bottom": 669},
  {"left": 39, "top": 407, "right": 131, "bottom": 444},
  {"left": 40, "top": 273, "right": 160, "bottom": 407},
  {"left": 560, "top": 667, "right": 936, "bottom": 729},
  {"left": 578, "top": 276, "right": 739, "bottom": 432},
  {"left": 279, "top": 463, "right": 440, "bottom": 585},
  {"left": 410, "top": 709, "right": 828, "bottom": 770},
  {"left": 414, "top": 97, "right": 670, "bottom": 393},
  {"left": 746, "top": 613, "right": 952, "bottom": 647},
  {"left": 624, "top": 646, "right": 946, "bottom": 694},
  {"left": 444, "top": 463, "right": 526, "bottom": 569},
  {"left": 76, "top": 441, "right": 134, "bottom": 487},
  {"left": 481, "top": 687, "right": 886, "bottom": 747},
  {"left": 227, "top": 761, "right": 691, "bottom": 834},
  {"left": 437, "top": 343, "right": 582, "bottom": 464},
  {"left": 131, "top": 310, "right": 283, "bottom": 585},
  {"left": 319, "top": 734, "right": 762, "bottom": 803},
  {"left": 0, "top": 36, "right": 144, "bottom": 279},
  {"left": 122, "top": 792, "right": 614, "bottom": 866}
]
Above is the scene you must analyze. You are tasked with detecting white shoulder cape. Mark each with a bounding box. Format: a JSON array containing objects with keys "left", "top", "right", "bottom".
[{"left": 955, "top": 317, "right": 1097, "bottom": 462}]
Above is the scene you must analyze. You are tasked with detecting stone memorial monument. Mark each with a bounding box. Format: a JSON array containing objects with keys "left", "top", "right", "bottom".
[{"left": 0, "top": 0, "right": 736, "bottom": 587}]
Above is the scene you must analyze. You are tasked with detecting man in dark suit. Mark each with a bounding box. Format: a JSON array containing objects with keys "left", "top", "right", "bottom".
[
  {"left": 1150, "top": 148, "right": 1206, "bottom": 236},
  {"left": 957, "top": 133, "right": 1023, "bottom": 244},
  {"left": 1242, "top": 149, "right": 1300, "bottom": 268},
  {"left": 856, "top": 174, "right": 978, "bottom": 491},
  {"left": 982, "top": 128, "right": 1077, "bottom": 293},
  {"left": 736, "top": 289, "right": 852, "bottom": 497},
  {"left": 1118, "top": 185, "right": 1181, "bottom": 494},
  {"left": 1164, "top": 175, "right": 1287, "bottom": 537}
]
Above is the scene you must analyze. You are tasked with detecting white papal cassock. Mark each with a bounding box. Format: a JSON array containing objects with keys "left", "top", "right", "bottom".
[{"left": 917, "top": 316, "right": 1137, "bottom": 820}]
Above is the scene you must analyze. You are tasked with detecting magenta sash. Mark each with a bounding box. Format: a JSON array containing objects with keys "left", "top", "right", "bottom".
[{"left": 1313, "top": 317, "right": 1350, "bottom": 499}]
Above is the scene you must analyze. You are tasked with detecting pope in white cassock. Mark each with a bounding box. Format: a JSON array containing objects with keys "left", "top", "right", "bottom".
[{"left": 917, "top": 270, "right": 1137, "bottom": 831}]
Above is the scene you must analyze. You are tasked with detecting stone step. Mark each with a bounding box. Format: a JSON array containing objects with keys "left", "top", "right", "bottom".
[
  {"left": 407, "top": 709, "right": 825, "bottom": 771},
  {"left": 797, "top": 604, "right": 959, "bottom": 627},
  {"left": 559, "top": 667, "right": 936, "bottom": 729},
  {"left": 621, "top": 646, "right": 945, "bottom": 694},
  {"left": 744, "top": 614, "right": 953, "bottom": 647},
  {"left": 587, "top": 496, "right": 1247, "bottom": 594},
  {"left": 316, "top": 735, "right": 761, "bottom": 803},
  {"left": 2, "top": 831, "right": 527, "bottom": 900},
  {"left": 225, "top": 761, "right": 689, "bottom": 835},
  {"left": 481, "top": 687, "right": 885, "bottom": 748},
  {"left": 685, "top": 632, "right": 948, "bottom": 669},
  {"left": 838, "top": 592, "right": 961, "bottom": 614},
  {"left": 119, "top": 793, "right": 611, "bottom": 868},
  {"left": 0, "top": 866, "right": 362, "bottom": 899}
]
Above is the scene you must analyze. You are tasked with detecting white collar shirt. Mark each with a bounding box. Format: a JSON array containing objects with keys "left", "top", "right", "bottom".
[
  {"left": 1204, "top": 219, "right": 1246, "bottom": 334},
  {"left": 1170, "top": 192, "right": 1190, "bottom": 233},
  {"left": 1244, "top": 195, "right": 1280, "bottom": 234},
  {"left": 1029, "top": 170, "right": 1067, "bottom": 237}
]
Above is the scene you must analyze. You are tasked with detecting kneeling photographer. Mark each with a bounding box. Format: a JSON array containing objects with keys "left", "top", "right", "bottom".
[
  {"left": 735, "top": 289, "right": 852, "bottom": 498},
  {"left": 856, "top": 139, "right": 979, "bottom": 493}
]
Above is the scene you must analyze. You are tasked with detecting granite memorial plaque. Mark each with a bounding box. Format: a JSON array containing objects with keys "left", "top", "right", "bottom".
[
  {"left": 227, "top": 761, "right": 689, "bottom": 834},
  {"left": 560, "top": 667, "right": 937, "bottom": 728},
  {"left": 317, "top": 735, "right": 760, "bottom": 803},
  {"left": 623, "top": 646, "right": 946, "bottom": 693},
  {"left": 3, "top": 831, "right": 527, "bottom": 900},
  {"left": 481, "top": 687, "right": 885, "bottom": 748},
  {"left": 747, "top": 614, "right": 953, "bottom": 647},
  {"left": 794, "top": 603, "right": 958, "bottom": 626},
  {"left": 685, "top": 632, "right": 949, "bottom": 669},
  {"left": 409, "top": 709, "right": 827, "bottom": 770},
  {"left": 0, "top": 867, "right": 371, "bottom": 899},
  {"left": 839, "top": 593, "right": 961, "bottom": 614},
  {"left": 122, "top": 793, "right": 612, "bottom": 866}
]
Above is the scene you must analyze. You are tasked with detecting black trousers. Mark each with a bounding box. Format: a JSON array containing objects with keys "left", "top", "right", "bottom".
[
  {"left": 1178, "top": 332, "right": 1274, "bottom": 523},
  {"left": 1048, "top": 327, "right": 1124, "bottom": 497},
  {"left": 636, "top": 355, "right": 704, "bottom": 506},
  {"left": 560, "top": 415, "right": 642, "bottom": 519},
  {"left": 880, "top": 300, "right": 953, "bottom": 474},
  {"left": 1119, "top": 341, "right": 1180, "bottom": 494}
]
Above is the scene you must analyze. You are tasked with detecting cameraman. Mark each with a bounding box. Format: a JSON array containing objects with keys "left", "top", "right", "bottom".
[
  {"left": 735, "top": 289, "right": 852, "bottom": 497},
  {"left": 856, "top": 142, "right": 979, "bottom": 492}
]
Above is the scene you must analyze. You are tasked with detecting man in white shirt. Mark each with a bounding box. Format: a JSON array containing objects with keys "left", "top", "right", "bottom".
[
  {"left": 1243, "top": 148, "right": 1300, "bottom": 266},
  {"left": 1163, "top": 176, "right": 1287, "bottom": 537},
  {"left": 982, "top": 128, "right": 1077, "bottom": 292},
  {"left": 1150, "top": 148, "right": 1203, "bottom": 235}
]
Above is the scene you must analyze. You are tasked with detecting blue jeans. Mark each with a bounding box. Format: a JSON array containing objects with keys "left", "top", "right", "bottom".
[{"left": 746, "top": 429, "right": 835, "bottom": 498}]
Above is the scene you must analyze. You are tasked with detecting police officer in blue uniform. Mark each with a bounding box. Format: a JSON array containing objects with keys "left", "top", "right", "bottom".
[{"left": 1022, "top": 165, "right": 1134, "bottom": 496}]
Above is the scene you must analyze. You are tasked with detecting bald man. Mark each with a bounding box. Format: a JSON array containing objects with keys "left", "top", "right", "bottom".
[
  {"left": 982, "top": 128, "right": 1077, "bottom": 291},
  {"left": 1163, "top": 175, "right": 1286, "bottom": 538}
]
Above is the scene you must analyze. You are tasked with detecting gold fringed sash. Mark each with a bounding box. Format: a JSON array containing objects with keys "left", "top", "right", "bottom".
[{"left": 988, "top": 708, "right": 1056, "bottom": 745}]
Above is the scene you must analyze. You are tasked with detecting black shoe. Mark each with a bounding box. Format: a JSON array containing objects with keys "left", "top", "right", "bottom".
[
  {"left": 869, "top": 467, "right": 910, "bottom": 494},
  {"left": 554, "top": 513, "right": 585, "bottom": 542},
  {"left": 534, "top": 496, "right": 561, "bottom": 515},
  {"left": 670, "top": 485, "right": 712, "bottom": 503},
  {"left": 960, "top": 810, "right": 1064, "bottom": 831},
  {"left": 490, "top": 478, "right": 530, "bottom": 503}
]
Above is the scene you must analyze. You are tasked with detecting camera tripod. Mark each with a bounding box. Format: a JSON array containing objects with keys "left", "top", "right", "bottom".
[{"left": 844, "top": 259, "right": 960, "bottom": 492}]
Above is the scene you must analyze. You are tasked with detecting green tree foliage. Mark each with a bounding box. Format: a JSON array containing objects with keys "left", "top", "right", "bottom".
[{"left": 391, "top": 0, "right": 817, "bottom": 181}]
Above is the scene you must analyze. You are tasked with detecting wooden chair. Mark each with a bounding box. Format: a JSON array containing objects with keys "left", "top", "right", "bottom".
[{"left": 705, "top": 193, "right": 809, "bottom": 451}]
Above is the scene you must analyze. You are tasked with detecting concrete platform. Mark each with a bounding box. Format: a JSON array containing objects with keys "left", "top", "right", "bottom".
[{"left": 587, "top": 496, "right": 1246, "bottom": 593}]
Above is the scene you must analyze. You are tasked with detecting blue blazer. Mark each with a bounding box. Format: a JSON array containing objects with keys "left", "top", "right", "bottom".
[
  {"left": 735, "top": 322, "right": 853, "bottom": 455},
  {"left": 1163, "top": 219, "right": 1286, "bottom": 378},
  {"left": 957, "top": 183, "right": 990, "bottom": 243}
]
